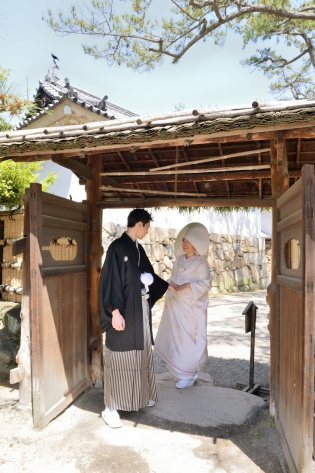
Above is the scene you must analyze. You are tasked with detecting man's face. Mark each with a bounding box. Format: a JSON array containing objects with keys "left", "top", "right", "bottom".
[{"left": 136, "top": 221, "right": 150, "bottom": 240}]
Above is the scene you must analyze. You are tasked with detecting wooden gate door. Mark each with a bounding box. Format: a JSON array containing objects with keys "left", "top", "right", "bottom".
[
  {"left": 276, "top": 164, "right": 315, "bottom": 472},
  {"left": 25, "top": 183, "right": 89, "bottom": 428}
]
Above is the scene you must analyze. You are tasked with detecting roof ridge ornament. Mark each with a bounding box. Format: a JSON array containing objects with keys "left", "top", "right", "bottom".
[
  {"left": 45, "top": 53, "right": 60, "bottom": 83},
  {"left": 97, "top": 95, "right": 108, "bottom": 111},
  {"left": 64, "top": 78, "right": 78, "bottom": 99}
]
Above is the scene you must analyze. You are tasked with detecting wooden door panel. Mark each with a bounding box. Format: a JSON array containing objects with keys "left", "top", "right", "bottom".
[
  {"left": 25, "top": 183, "right": 89, "bottom": 428},
  {"left": 276, "top": 165, "right": 315, "bottom": 472},
  {"left": 278, "top": 226, "right": 303, "bottom": 279},
  {"left": 40, "top": 273, "right": 88, "bottom": 418},
  {"left": 42, "top": 192, "right": 87, "bottom": 222},
  {"left": 278, "top": 287, "right": 303, "bottom": 466}
]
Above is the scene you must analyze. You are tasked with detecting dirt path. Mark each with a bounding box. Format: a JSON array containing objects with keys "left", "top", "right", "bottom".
[{"left": 0, "top": 292, "right": 289, "bottom": 473}]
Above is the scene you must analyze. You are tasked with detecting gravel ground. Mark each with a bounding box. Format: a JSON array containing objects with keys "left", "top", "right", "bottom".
[{"left": 0, "top": 291, "right": 299, "bottom": 473}]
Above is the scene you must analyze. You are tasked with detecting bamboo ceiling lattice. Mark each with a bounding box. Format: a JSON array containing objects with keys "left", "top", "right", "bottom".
[{"left": 1, "top": 99, "right": 315, "bottom": 209}]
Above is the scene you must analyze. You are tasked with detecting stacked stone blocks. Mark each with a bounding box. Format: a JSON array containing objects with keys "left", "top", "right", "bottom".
[{"left": 102, "top": 223, "right": 271, "bottom": 294}]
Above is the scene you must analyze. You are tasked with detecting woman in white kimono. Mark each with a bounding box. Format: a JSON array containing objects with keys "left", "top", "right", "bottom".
[{"left": 155, "top": 222, "right": 211, "bottom": 389}]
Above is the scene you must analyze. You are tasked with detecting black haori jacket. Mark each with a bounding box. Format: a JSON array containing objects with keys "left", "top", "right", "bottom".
[{"left": 99, "top": 232, "right": 169, "bottom": 351}]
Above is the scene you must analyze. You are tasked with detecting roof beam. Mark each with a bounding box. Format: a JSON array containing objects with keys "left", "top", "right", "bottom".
[
  {"left": 52, "top": 155, "right": 120, "bottom": 187},
  {"left": 97, "top": 197, "right": 273, "bottom": 209},
  {"left": 101, "top": 186, "right": 207, "bottom": 198},
  {"left": 117, "top": 151, "right": 132, "bottom": 171},
  {"left": 148, "top": 148, "right": 170, "bottom": 192},
  {"left": 149, "top": 148, "right": 271, "bottom": 172},
  {"left": 174, "top": 146, "right": 179, "bottom": 194},
  {"left": 218, "top": 143, "right": 230, "bottom": 198},
  {"left": 101, "top": 164, "right": 270, "bottom": 177},
  {"left": 116, "top": 150, "right": 146, "bottom": 198},
  {"left": 296, "top": 138, "right": 301, "bottom": 167},
  {"left": 181, "top": 146, "right": 201, "bottom": 193},
  {"left": 115, "top": 170, "right": 300, "bottom": 185},
  {"left": 52, "top": 156, "right": 93, "bottom": 180}
]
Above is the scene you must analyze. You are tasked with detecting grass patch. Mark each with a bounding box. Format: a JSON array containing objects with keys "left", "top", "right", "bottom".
[{"left": 10, "top": 332, "right": 20, "bottom": 344}]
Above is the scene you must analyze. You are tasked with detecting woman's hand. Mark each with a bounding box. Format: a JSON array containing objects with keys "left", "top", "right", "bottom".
[
  {"left": 168, "top": 281, "right": 179, "bottom": 292},
  {"left": 112, "top": 309, "right": 125, "bottom": 331}
]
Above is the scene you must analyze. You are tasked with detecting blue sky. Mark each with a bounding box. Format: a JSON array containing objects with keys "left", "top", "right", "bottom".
[{"left": 1, "top": 0, "right": 273, "bottom": 116}]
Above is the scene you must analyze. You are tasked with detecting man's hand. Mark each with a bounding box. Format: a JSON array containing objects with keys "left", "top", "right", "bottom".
[
  {"left": 112, "top": 309, "right": 125, "bottom": 331},
  {"left": 175, "top": 283, "right": 191, "bottom": 292}
]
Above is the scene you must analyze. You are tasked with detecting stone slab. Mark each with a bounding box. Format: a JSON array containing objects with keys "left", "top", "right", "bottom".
[{"left": 153, "top": 373, "right": 266, "bottom": 428}]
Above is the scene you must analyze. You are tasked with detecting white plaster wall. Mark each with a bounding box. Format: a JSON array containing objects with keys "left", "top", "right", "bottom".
[
  {"left": 261, "top": 209, "right": 272, "bottom": 237},
  {"left": 40, "top": 163, "right": 272, "bottom": 237},
  {"left": 103, "top": 207, "right": 268, "bottom": 237},
  {"left": 40, "top": 161, "right": 86, "bottom": 202}
]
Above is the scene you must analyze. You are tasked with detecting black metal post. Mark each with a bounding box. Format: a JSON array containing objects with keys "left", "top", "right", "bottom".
[
  {"left": 242, "top": 301, "right": 258, "bottom": 391},
  {"left": 249, "top": 306, "right": 257, "bottom": 389}
]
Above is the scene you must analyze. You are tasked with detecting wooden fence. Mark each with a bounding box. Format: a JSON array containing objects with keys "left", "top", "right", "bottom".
[
  {"left": 0, "top": 212, "right": 78, "bottom": 303},
  {"left": 0, "top": 212, "right": 24, "bottom": 303}
]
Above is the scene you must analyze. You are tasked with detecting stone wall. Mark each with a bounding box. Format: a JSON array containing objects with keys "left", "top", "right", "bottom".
[{"left": 102, "top": 223, "right": 272, "bottom": 294}]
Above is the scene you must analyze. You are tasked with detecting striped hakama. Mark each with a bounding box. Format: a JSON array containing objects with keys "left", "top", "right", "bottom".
[{"left": 103, "top": 291, "right": 157, "bottom": 411}]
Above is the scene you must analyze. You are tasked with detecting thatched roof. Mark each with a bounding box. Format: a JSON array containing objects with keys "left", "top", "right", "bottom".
[{"left": 1, "top": 99, "right": 315, "bottom": 208}]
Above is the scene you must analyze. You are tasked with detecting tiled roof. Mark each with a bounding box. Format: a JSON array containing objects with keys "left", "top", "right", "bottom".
[{"left": 17, "top": 72, "right": 138, "bottom": 129}]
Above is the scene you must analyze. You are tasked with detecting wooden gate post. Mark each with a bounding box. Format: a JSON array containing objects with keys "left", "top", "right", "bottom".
[
  {"left": 10, "top": 189, "right": 31, "bottom": 407},
  {"left": 268, "top": 134, "right": 289, "bottom": 416},
  {"left": 86, "top": 155, "right": 103, "bottom": 387}
]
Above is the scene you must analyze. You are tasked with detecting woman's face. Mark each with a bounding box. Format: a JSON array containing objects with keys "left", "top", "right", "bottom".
[{"left": 182, "top": 238, "right": 196, "bottom": 258}]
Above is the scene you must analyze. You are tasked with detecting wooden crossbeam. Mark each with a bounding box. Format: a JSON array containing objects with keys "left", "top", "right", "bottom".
[
  {"left": 117, "top": 169, "right": 301, "bottom": 185},
  {"left": 149, "top": 148, "right": 271, "bottom": 172},
  {"left": 182, "top": 146, "right": 200, "bottom": 193},
  {"left": 52, "top": 156, "right": 93, "bottom": 180},
  {"left": 100, "top": 186, "right": 207, "bottom": 197},
  {"left": 148, "top": 148, "right": 170, "bottom": 192},
  {"left": 174, "top": 146, "right": 178, "bottom": 194},
  {"left": 218, "top": 143, "right": 230, "bottom": 198},
  {"left": 117, "top": 150, "right": 145, "bottom": 198},
  {"left": 101, "top": 164, "right": 270, "bottom": 177},
  {"left": 97, "top": 196, "right": 273, "bottom": 208}
]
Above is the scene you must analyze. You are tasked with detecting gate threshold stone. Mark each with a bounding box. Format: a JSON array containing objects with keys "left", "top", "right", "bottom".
[{"left": 152, "top": 372, "right": 266, "bottom": 428}]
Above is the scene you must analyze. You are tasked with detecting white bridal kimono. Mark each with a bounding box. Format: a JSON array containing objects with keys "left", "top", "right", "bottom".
[{"left": 155, "top": 253, "right": 211, "bottom": 381}]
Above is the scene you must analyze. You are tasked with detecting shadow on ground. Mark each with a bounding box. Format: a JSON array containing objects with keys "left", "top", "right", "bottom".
[
  {"left": 0, "top": 294, "right": 287, "bottom": 473},
  {"left": 0, "top": 307, "right": 19, "bottom": 388},
  {"left": 70, "top": 384, "right": 285, "bottom": 473}
]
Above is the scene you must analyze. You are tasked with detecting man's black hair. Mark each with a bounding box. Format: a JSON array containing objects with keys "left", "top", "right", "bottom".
[{"left": 127, "top": 208, "right": 153, "bottom": 227}]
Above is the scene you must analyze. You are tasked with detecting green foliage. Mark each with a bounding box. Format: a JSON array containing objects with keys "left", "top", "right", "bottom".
[
  {"left": 46, "top": 0, "right": 315, "bottom": 98},
  {"left": 10, "top": 332, "right": 21, "bottom": 344},
  {"left": 0, "top": 68, "right": 56, "bottom": 210},
  {"left": 0, "top": 160, "right": 58, "bottom": 210},
  {"left": 0, "top": 117, "right": 13, "bottom": 132},
  {"left": 0, "top": 66, "right": 37, "bottom": 130},
  {"left": 239, "top": 0, "right": 315, "bottom": 98},
  {"left": 214, "top": 207, "right": 269, "bottom": 215},
  {"left": 155, "top": 206, "right": 270, "bottom": 215},
  {"left": 159, "top": 206, "right": 204, "bottom": 214}
]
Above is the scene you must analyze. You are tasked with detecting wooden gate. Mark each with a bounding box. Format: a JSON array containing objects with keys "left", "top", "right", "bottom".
[
  {"left": 25, "top": 183, "right": 90, "bottom": 428},
  {"left": 276, "top": 164, "right": 315, "bottom": 472}
]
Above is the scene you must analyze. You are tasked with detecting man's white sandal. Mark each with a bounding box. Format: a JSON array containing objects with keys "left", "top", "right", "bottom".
[{"left": 146, "top": 399, "right": 156, "bottom": 407}]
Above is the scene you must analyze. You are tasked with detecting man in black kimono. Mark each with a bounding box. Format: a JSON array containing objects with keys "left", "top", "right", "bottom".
[{"left": 99, "top": 208, "right": 169, "bottom": 428}]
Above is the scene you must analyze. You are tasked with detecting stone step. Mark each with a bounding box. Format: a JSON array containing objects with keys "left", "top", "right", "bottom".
[{"left": 0, "top": 302, "right": 21, "bottom": 335}]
